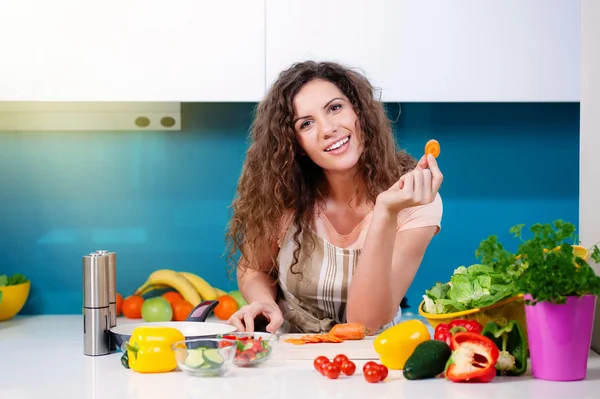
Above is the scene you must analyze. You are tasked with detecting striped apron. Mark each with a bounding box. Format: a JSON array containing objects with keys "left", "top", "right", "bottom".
[{"left": 275, "top": 222, "right": 402, "bottom": 334}]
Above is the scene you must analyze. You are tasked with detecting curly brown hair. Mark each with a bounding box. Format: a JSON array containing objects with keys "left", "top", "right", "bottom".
[{"left": 225, "top": 60, "right": 417, "bottom": 279}]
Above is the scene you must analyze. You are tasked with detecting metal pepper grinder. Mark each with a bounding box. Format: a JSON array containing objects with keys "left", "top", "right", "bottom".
[
  {"left": 96, "top": 250, "right": 117, "bottom": 351},
  {"left": 83, "top": 252, "right": 110, "bottom": 356}
]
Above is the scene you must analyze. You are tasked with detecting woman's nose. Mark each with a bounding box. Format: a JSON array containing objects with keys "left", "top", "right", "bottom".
[{"left": 320, "top": 119, "right": 336, "bottom": 139}]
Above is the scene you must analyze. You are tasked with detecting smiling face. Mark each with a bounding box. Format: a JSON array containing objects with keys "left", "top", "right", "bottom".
[{"left": 292, "top": 79, "right": 364, "bottom": 174}]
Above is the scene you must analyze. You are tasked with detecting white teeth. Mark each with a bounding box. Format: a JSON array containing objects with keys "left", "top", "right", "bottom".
[{"left": 325, "top": 136, "right": 349, "bottom": 152}]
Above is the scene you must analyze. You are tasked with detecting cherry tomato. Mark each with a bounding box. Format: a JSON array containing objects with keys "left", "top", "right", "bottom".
[
  {"left": 363, "top": 361, "right": 378, "bottom": 373},
  {"left": 333, "top": 354, "right": 349, "bottom": 366},
  {"left": 341, "top": 360, "right": 356, "bottom": 376},
  {"left": 364, "top": 367, "right": 381, "bottom": 383},
  {"left": 377, "top": 364, "right": 388, "bottom": 381},
  {"left": 314, "top": 356, "right": 329, "bottom": 372},
  {"left": 323, "top": 363, "right": 341, "bottom": 380},
  {"left": 319, "top": 360, "right": 331, "bottom": 375}
]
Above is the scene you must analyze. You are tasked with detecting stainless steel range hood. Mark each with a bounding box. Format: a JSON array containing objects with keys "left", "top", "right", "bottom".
[{"left": 0, "top": 102, "right": 181, "bottom": 131}]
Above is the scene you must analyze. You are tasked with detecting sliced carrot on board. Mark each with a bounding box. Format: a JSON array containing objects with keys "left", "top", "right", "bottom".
[
  {"left": 284, "top": 333, "right": 344, "bottom": 345},
  {"left": 283, "top": 323, "right": 371, "bottom": 345},
  {"left": 284, "top": 338, "right": 307, "bottom": 345},
  {"left": 322, "top": 334, "right": 344, "bottom": 343},
  {"left": 425, "top": 139, "right": 440, "bottom": 158}
]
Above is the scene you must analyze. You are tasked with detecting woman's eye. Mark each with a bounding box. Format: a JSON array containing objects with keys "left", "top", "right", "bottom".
[
  {"left": 300, "top": 120, "right": 312, "bottom": 129},
  {"left": 330, "top": 104, "right": 342, "bottom": 112}
]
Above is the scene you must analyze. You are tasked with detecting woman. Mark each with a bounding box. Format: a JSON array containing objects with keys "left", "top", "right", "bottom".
[{"left": 225, "top": 61, "right": 443, "bottom": 335}]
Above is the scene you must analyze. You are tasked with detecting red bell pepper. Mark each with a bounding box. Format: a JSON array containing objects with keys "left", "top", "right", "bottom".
[
  {"left": 444, "top": 332, "right": 499, "bottom": 383},
  {"left": 434, "top": 319, "right": 483, "bottom": 348}
]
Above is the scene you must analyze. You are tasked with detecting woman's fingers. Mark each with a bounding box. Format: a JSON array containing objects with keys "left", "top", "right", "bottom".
[
  {"left": 422, "top": 169, "right": 433, "bottom": 202},
  {"left": 412, "top": 170, "right": 423, "bottom": 202},
  {"left": 402, "top": 172, "right": 414, "bottom": 196},
  {"left": 228, "top": 312, "right": 247, "bottom": 332},
  {"left": 427, "top": 154, "right": 444, "bottom": 193},
  {"left": 264, "top": 309, "right": 283, "bottom": 333},
  {"left": 243, "top": 311, "right": 256, "bottom": 332},
  {"left": 415, "top": 154, "right": 428, "bottom": 170}
]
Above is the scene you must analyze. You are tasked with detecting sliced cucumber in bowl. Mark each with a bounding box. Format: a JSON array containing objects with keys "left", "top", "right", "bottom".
[
  {"left": 182, "top": 347, "right": 227, "bottom": 376},
  {"left": 203, "top": 348, "right": 225, "bottom": 367},
  {"left": 184, "top": 349, "right": 206, "bottom": 368}
]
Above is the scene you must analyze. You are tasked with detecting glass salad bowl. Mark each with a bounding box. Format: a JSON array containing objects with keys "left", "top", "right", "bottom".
[
  {"left": 172, "top": 338, "right": 237, "bottom": 377},
  {"left": 216, "top": 331, "right": 279, "bottom": 367}
]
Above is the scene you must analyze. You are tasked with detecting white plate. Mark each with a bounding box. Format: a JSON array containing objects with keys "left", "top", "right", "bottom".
[{"left": 111, "top": 321, "right": 237, "bottom": 337}]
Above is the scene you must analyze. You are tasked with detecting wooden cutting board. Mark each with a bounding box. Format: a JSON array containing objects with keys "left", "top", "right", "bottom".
[{"left": 272, "top": 334, "right": 379, "bottom": 360}]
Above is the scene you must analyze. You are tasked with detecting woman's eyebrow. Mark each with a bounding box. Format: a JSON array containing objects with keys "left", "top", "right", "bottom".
[{"left": 323, "top": 97, "right": 343, "bottom": 109}]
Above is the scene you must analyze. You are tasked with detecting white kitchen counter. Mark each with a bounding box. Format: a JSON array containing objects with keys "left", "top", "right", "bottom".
[{"left": 1, "top": 315, "right": 600, "bottom": 399}]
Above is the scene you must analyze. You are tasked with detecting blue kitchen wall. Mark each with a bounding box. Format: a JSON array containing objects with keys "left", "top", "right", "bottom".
[{"left": 0, "top": 102, "right": 579, "bottom": 315}]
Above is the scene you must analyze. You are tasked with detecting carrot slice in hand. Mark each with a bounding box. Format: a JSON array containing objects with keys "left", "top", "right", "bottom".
[{"left": 425, "top": 139, "right": 440, "bottom": 158}]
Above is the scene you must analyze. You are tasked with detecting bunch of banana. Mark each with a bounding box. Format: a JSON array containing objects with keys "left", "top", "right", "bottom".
[
  {"left": 137, "top": 283, "right": 172, "bottom": 297},
  {"left": 133, "top": 270, "right": 222, "bottom": 305},
  {"left": 179, "top": 271, "right": 218, "bottom": 301},
  {"left": 134, "top": 269, "right": 202, "bottom": 306}
]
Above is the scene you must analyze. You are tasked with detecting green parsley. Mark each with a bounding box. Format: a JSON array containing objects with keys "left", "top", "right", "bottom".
[{"left": 510, "top": 220, "right": 600, "bottom": 306}]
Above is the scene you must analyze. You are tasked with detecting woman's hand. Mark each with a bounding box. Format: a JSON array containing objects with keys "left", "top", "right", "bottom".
[
  {"left": 227, "top": 301, "right": 283, "bottom": 333},
  {"left": 376, "top": 154, "right": 443, "bottom": 214}
]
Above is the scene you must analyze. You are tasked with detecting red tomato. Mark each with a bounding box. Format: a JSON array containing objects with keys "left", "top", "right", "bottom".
[
  {"left": 341, "top": 360, "right": 356, "bottom": 376},
  {"left": 377, "top": 364, "right": 388, "bottom": 381},
  {"left": 363, "top": 361, "right": 378, "bottom": 373},
  {"left": 250, "top": 341, "right": 263, "bottom": 353},
  {"left": 314, "top": 356, "right": 329, "bottom": 372},
  {"left": 378, "top": 364, "right": 388, "bottom": 381},
  {"left": 319, "top": 361, "right": 331, "bottom": 375},
  {"left": 323, "top": 363, "right": 341, "bottom": 379},
  {"left": 364, "top": 368, "right": 381, "bottom": 383},
  {"left": 333, "top": 354, "right": 349, "bottom": 366}
]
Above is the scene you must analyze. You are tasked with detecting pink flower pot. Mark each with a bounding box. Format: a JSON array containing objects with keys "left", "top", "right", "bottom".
[{"left": 524, "top": 294, "right": 597, "bottom": 381}]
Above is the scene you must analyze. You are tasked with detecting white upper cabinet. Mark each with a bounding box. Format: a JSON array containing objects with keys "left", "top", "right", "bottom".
[
  {"left": 0, "top": 0, "right": 266, "bottom": 102},
  {"left": 0, "top": 1, "right": 580, "bottom": 103},
  {"left": 265, "top": 0, "right": 580, "bottom": 102}
]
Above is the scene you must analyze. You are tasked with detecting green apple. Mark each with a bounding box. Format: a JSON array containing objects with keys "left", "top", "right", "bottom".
[
  {"left": 141, "top": 296, "right": 173, "bottom": 322},
  {"left": 228, "top": 290, "right": 247, "bottom": 308}
]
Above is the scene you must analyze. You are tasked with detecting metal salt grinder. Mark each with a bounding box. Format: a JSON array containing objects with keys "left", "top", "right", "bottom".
[
  {"left": 96, "top": 250, "right": 117, "bottom": 351},
  {"left": 83, "top": 252, "right": 110, "bottom": 356}
]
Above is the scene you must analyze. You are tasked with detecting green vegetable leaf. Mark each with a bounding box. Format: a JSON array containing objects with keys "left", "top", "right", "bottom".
[
  {"left": 7, "top": 274, "right": 28, "bottom": 285},
  {"left": 425, "top": 282, "right": 449, "bottom": 300},
  {"left": 0, "top": 275, "right": 7, "bottom": 287}
]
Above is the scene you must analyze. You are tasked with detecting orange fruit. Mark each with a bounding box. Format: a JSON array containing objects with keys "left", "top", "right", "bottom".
[
  {"left": 116, "top": 293, "right": 123, "bottom": 316},
  {"left": 213, "top": 295, "right": 239, "bottom": 320},
  {"left": 162, "top": 291, "right": 184, "bottom": 305},
  {"left": 425, "top": 139, "right": 440, "bottom": 158},
  {"left": 122, "top": 295, "right": 144, "bottom": 319},
  {"left": 172, "top": 299, "right": 194, "bottom": 321}
]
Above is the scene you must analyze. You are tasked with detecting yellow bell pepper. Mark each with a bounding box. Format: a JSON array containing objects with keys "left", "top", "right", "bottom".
[
  {"left": 373, "top": 320, "right": 431, "bottom": 370},
  {"left": 124, "top": 326, "right": 185, "bottom": 373}
]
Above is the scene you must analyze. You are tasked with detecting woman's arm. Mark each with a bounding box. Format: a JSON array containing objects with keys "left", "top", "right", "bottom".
[
  {"left": 236, "top": 240, "right": 279, "bottom": 304},
  {"left": 346, "top": 154, "right": 443, "bottom": 332},
  {"left": 346, "top": 192, "right": 442, "bottom": 333},
  {"left": 237, "top": 263, "right": 278, "bottom": 304},
  {"left": 229, "top": 240, "right": 285, "bottom": 332},
  {"left": 346, "top": 211, "right": 437, "bottom": 332}
]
